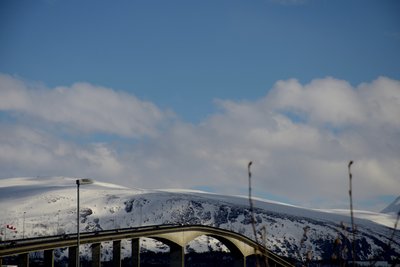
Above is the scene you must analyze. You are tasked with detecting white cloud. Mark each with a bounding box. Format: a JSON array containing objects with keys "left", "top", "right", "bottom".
[
  {"left": 0, "top": 74, "right": 171, "bottom": 137},
  {"left": 0, "top": 74, "right": 399, "bottom": 211},
  {"left": 267, "top": 76, "right": 400, "bottom": 130},
  {"left": 358, "top": 77, "right": 400, "bottom": 128},
  {"left": 267, "top": 77, "right": 366, "bottom": 126},
  {"left": 123, "top": 76, "right": 400, "bottom": 209},
  {"left": 0, "top": 124, "right": 124, "bottom": 179}
]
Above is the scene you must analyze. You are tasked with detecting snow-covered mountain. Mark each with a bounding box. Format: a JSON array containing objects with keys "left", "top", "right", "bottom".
[
  {"left": 381, "top": 196, "right": 400, "bottom": 215},
  {"left": 0, "top": 177, "right": 399, "bottom": 262}
]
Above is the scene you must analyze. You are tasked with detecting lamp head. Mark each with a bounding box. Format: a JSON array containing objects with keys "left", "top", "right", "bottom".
[{"left": 76, "top": 178, "right": 94, "bottom": 185}]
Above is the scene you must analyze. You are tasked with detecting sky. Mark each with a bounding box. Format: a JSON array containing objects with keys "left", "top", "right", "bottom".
[{"left": 0, "top": 0, "right": 399, "bottom": 212}]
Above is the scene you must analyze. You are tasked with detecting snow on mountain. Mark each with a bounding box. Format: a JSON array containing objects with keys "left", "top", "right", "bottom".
[
  {"left": 0, "top": 177, "right": 399, "bottom": 262},
  {"left": 381, "top": 196, "right": 400, "bottom": 215}
]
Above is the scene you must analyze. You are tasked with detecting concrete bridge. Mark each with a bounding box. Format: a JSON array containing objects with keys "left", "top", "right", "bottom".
[{"left": 0, "top": 224, "right": 293, "bottom": 267}]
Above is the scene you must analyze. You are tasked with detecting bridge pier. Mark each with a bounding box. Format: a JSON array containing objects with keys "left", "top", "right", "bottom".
[
  {"left": 44, "top": 249, "right": 54, "bottom": 267},
  {"left": 131, "top": 238, "right": 140, "bottom": 267},
  {"left": 113, "top": 240, "right": 121, "bottom": 267},
  {"left": 232, "top": 255, "right": 245, "bottom": 267},
  {"left": 69, "top": 246, "right": 77, "bottom": 267},
  {"left": 91, "top": 243, "right": 101, "bottom": 267},
  {"left": 18, "top": 252, "right": 29, "bottom": 267},
  {"left": 169, "top": 243, "right": 184, "bottom": 267},
  {"left": 229, "top": 248, "right": 245, "bottom": 267}
]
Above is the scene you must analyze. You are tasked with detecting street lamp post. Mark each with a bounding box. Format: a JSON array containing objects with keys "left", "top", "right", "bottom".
[
  {"left": 23, "top": 212, "right": 26, "bottom": 239},
  {"left": 57, "top": 209, "right": 60, "bottom": 235},
  {"left": 76, "top": 178, "right": 94, "bottom": 267}
]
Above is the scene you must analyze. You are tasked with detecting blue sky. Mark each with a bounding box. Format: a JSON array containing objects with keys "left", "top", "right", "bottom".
[
  {"left": 0, "top": 0, "right": 399, "bottom": 212},
  {"left": 2, "top": 0, "right": 399, "bottom": 121}
]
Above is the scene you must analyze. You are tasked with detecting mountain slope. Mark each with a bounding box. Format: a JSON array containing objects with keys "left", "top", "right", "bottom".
[
  {"left": 0, "top": 177, "right": 399, "bottom": 262},
  {"left": 381, "top": 196, "right": 400, "bottom": 215}
]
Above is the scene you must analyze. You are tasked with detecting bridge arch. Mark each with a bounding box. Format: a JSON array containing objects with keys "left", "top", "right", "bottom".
[
  {"left": 150, "top": 228, "right": 257, "bottom": 257},
  {"left": 146, "top": 236, "right": 185, "bottom": 267},
  {"left": 195, "top": 234, "right": 245, "bottom": 267},
  {"left": 147, "top": 232, "right": 248, "bottom": 267},
  {"left": 146, "top": 227, "right": 263, "bottom": 266}
]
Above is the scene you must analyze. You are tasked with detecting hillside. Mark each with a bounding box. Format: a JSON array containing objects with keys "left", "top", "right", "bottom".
[{"left": 0, "top": 177, "right": 399, "bottom": 262}]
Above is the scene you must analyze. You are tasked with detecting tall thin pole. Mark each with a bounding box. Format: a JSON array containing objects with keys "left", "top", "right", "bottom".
[
  {"left": 348, "top": 161, "right": 356, "bottom": 267},
  {"left": 23, "top": 212, "right": 26, "bottom": 239},
  {"left": 75, "top": 178, "right": 93, "bottom": 267},
  {"left": 76, "top": 180, "right": 80, "bottom": 267},
  {"left": 248, "top": 161, "right": 261, "bottom": 267},
  {"left": 248, "top": 161, "right": 257, "bottom": 243},
  {"left": 57, "top": 210, "right": 60, "bottom": 235}
]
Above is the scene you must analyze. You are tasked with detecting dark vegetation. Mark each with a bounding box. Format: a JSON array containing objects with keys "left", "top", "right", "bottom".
[{"left": 247, "top": 161, "right": 400, "bottom": 267}]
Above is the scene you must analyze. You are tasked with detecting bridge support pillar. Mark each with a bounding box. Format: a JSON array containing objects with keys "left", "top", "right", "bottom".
[
  {"left": 233, "top": 255, "right": 245, "bottom": 267},
  {"left": 18, "top": 252, "right": 29, "bottom": 267},
  {"left": 69, "top": 246, "right": 77, "bottom": 267},
  {"left": 131, "top": 238, "right": 140, "bottom": 267},
  {"left": 113, "top": 240, "right": 121, "bottom": 267},
  {"left": 169, "top": 243, "right": 184, "bottom": 267},
  {"left": 91, "top": 243, "right": 101, "bottom": 267},
  {"left": 44, "top": 249, "right": 54, "bottom": 267}
]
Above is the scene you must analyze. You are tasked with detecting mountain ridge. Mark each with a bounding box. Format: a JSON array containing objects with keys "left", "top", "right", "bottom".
[{"left": 0, "top": 177, "right": 399, "bottom": 262}]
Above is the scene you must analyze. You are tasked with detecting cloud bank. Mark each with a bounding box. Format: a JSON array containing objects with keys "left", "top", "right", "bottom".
[
  {"left": 0, "top": 74, "right": 169, "bottom": 137},
  {"left": 0, "top": 73, "right": 399, "bottom": 211}
]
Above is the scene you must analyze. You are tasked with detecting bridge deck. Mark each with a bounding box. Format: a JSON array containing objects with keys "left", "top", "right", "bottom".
[{"left": 0, "top": 224, "right": 294, "bottom": 267}]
